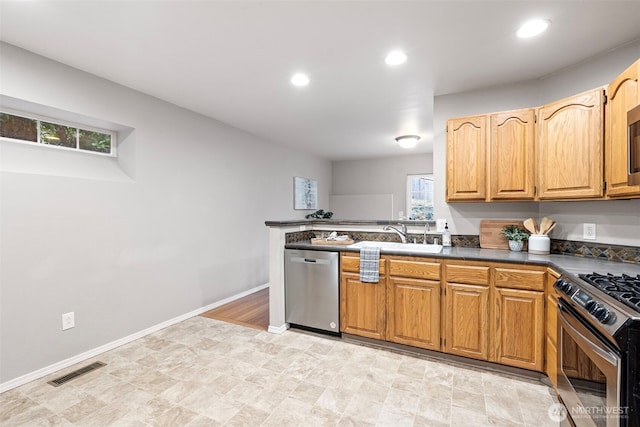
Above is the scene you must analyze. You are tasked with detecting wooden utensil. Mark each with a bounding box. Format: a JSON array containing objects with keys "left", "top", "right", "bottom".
[
  {"left": 539, "top": 217, "right": 554, "bottom": 235},
  {"left": 545, "top": 222, "right": 557, "bottom": 235},
  {"left": 523, "top": 218, "right": 538, "bottom": 235}
]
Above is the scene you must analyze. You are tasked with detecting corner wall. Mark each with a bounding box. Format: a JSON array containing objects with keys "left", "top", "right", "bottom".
[
  {"left": 0, "top": 43, "right": 331, "bottom": 383},
  {"left": 331, "top": 154, "right": 433, "bottom": 219}
]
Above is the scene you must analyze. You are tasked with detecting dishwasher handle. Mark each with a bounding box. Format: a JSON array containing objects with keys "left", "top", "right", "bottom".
[{"left": 290, "top": 256, "right": 331, "bottom": 265}]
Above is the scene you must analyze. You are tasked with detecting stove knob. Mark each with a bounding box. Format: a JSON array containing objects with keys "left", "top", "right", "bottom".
[
  {"left": 585, "top": 300, "right": 600, "bottom": 314},
  {"left": 594, "top": 307, "right": 613, "bottom": 324},
  {"left": 556, "top": 280, "right": 573, "bottom": 294}
]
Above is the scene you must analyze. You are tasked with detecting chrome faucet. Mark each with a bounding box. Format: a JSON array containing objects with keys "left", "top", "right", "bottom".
[
  {"left": 424, "top": 222, "right": 430, "bottom": 244},
  {"left": 383, "top": 223, "right": 408, "bottom": 244}
]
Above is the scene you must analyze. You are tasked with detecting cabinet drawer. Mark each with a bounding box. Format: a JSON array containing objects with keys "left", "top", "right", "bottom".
[
  {"left": 341, "top": 255, "right": 385, "bottom": 274},
  {"left": 389, "top": 259, "right": 440, "bottom": 280},
  {"left": 494, "top": 268, "right": 545, "bottom": 291},
  {"left": 445, "top": 264, "right": 490, "bottom": 285}
]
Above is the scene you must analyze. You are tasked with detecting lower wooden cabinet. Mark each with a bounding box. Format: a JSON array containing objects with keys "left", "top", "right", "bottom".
[
  {"left": 443, "top": 282, "right": 490, "bottom": 360},
  {"left": 546, "top": 268, "right": 560, "bottom": 388},
  {"left": 386, "top": 276, "right": 440, "bottom": 351},
  {"left": 546, "top": 338, "right": 558, "bottom": 389},
  {"left": 493, "top": 287, "right": 544, "bottom": 371},
  {"left": 339, "top": 255, "right": 550, "bottom": 374},
  {"left": 340, "top": 272, "right": 386, "bottom": 340}
]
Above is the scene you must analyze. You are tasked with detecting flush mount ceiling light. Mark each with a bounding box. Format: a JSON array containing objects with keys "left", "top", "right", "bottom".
[
  {"left": 395, "top": 135, "right": 420, "bottom": 148},
  {"left": 517, "top": 19, "right": 551, "bottom": 38},
  {"left": 385, "top": 50, "right": 407, "bottom": 66},
  {"left": 290, "top": 73, "right": 310, "bottom": 86}
]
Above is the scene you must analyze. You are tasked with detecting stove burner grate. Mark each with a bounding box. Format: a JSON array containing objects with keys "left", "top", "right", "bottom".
[{"left": 579, "top": 272, "right": 640, "bottom": 312}]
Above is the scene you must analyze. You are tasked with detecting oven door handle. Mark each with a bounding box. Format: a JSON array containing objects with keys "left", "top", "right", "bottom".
[{"left": 558, "top": 301, "right": 619, "bottom": 367}]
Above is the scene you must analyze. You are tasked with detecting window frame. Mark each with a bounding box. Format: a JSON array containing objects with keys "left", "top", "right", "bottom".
[
  {"left": 406, "top": 174, "right": 434, "bottom": 221},
  {"left": 0, "top": 107, "right": 117, "bottom": 157}
]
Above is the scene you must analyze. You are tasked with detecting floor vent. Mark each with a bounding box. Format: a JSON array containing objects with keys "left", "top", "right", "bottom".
[{"left": 47, "top": 362, "right": 106, "bottom": 387}]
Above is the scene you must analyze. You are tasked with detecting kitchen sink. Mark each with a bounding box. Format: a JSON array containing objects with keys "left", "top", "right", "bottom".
[{"left": 348, "top": 241, "right": 443, "bottom": 254}]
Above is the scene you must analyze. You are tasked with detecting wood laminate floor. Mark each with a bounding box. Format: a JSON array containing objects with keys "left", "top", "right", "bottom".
[{"left": 200, "top": 287, "right": 269, "bottom": 331}]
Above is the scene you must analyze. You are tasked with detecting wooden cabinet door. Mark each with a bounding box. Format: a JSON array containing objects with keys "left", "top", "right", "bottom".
[
  {"left": 489, "top": 108, "right": 536, "bottom": 200},
  {"left": 443, "top": 282, "right": 489, "bottom": 361},
  {"left": 537, "top": 88, "right": 604, "bottom": 199},
  {"left": 446, "top": 115, "right": 487, "bottom": 201},
  {"left": 386, "top": 277, "right": 440, "bottom": 351},
  {"left": 340, "top": 273, "right": 386, "bottom": 340},
  {"left": 493, "top": 288, "right": 545, "bottom": 371},
  {"left": 546, "top": 269, "right": 560, "bottom": 388},
  {"left": 546, "top": 338, "right": 558, "bottom": 389},
  {"left": 606, "top": 59, "right": 640, "bottom": 198}
]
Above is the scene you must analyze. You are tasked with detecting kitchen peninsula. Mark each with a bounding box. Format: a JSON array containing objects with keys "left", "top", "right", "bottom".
[
  {"left": 266, "top": 219, "right": 640, "bottom": 332},
  {"left": 267, "top": 219, "right": 640, "bottom": 380}
]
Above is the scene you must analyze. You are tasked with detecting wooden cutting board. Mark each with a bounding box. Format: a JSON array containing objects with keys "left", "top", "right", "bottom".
[
  {"left": 479, "top": 220, "right": 528, "bottom": 250},
  {"left": 311, "top": 237, "right": 354, "bottom": 246}
]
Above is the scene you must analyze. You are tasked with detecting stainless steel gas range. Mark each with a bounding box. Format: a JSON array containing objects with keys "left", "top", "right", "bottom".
[{"left": 554, "top": 273, "right": 640, "bottom": 427}]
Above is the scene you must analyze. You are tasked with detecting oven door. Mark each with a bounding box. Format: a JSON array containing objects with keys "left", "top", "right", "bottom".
[{"left": 558, "top": 300, "right": 622, "bottom": 427}]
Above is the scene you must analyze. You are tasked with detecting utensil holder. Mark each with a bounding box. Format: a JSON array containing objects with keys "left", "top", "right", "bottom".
[{"left": 528, "top": 235, "right": 550, "bottom": 255}]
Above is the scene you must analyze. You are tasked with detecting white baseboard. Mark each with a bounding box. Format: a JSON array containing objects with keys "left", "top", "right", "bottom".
[
  {"left": 268, "top": 323, "right": 289, "bottom": 334},
  {"left": 0, "top": 283, "right": 269, "bottom": 393}
]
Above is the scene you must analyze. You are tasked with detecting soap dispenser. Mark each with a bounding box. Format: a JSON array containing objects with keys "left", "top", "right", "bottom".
[{"left": 442, "top": 222, "right": 452, "bottom": 247}]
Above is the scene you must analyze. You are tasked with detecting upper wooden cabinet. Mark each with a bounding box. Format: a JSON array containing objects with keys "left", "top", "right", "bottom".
[
  {"left": 446, "top": 115, "right": 487, "bottom": 201},
  {"left": 537, "top": 88, "right": 605, "bottom": 200},
  {"left": 606, "top": 59, "right": 640, "bottom": 198},
  {"left": 490, "top": 109, "right": 536, "bottom": 200}
]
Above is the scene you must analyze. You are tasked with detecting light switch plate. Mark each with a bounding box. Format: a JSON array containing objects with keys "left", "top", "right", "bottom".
[{"left": 62, "top": 312, "right": 75, "bottom": 330}]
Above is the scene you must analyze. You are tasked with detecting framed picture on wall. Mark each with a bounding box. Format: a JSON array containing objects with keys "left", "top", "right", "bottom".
[{"left": 294, "top": 176, "right": 317, "bottom": 210}]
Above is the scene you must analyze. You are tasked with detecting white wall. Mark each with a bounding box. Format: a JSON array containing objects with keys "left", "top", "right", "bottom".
[
  {"left": 0, "top": 43, "right": 331, "bottom": 383},
  {"left": 431, "top": 41, "right": 640, "bottom": 245},
  {"left": 331, "top": 154, "right": 433, "bottom": 219}
]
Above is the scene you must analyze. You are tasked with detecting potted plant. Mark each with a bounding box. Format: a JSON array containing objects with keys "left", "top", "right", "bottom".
[{"left": 501, "top": 225, "right": 529, "bottom": 252}]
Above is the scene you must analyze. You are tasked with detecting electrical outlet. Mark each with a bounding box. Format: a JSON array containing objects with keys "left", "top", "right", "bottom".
[
  {"left": 583, "top": 223, "right": 596, "bottom": 240},
  {"left": 62, "top": 312, "right": 75, "bottom": 330},
  {"left": 436, "top": 219, "right": 447, "bottom": 233}
]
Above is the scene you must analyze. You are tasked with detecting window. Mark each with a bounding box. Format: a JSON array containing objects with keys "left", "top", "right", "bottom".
[
  {"left": 0, "top": 110, "right": 115, "bottom": 156},
  {"left": 407, "top": 174, "right": 434, "bottom": 220}
]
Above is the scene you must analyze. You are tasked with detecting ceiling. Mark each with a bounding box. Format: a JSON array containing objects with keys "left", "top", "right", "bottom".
[{"left": 1, "top": 1, "right": 640, "bottom": 160}]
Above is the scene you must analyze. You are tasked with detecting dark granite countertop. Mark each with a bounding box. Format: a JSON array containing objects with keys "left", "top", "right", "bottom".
[
  {"left": 285, "top": 240, "right": 640, "bottom": 277},
  {"left": 266, "top": 219, "right": 434, "bottom": 227}
]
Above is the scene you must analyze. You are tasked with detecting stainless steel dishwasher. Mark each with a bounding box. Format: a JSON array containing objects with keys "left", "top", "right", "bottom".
[{"left": 284, "top": 249, "right": 339, "bottom": 335}]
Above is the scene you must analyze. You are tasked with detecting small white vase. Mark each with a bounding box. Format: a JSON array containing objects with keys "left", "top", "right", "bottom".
[
  {"left": 509, "top": 240, "right": 524, "bottom": 252},
  {"left": 529, "top": 235, "right": 550, "bottom": 254}
]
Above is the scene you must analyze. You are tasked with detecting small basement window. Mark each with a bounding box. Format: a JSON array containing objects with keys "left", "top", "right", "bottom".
[{"left": 0, "top": 110, "right": 115, "bottom": 156}]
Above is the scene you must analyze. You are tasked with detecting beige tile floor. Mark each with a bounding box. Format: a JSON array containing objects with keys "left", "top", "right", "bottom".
[{"left": 1, "top": 316, "right": 560, "bottom": 426}]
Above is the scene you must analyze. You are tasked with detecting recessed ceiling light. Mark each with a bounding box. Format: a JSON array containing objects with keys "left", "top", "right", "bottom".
[
  {"left": 291, "top": 73, "right": 310, "bottom": 86},
  {"left": 517, "top": 19, "right": 551, "bottom": 38},
  {"left": 395, "top": 135, "right": 420, "bottom": 149},
  {"left": 385, "top": 50, "right": 407, "bottom": 66}
]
